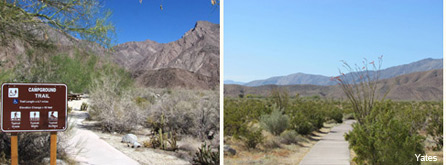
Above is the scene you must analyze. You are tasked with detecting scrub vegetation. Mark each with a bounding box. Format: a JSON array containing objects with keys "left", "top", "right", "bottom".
[{"left": 224, "top": 58, "right": 443, "bottom": 164}]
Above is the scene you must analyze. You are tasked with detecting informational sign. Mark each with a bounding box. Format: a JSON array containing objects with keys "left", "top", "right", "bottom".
[{"left": 1, "top": 83, "right": 67, "bottom": 132}]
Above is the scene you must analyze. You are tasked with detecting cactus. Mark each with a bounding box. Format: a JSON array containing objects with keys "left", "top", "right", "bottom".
[
  {"left": 148, "top": 113, "right": 179, "bottom": 151},
  {"left": 159, "top": 128, "right": 165, "bottom": 150},
  {"left": 192, "top": 142, "right": 219, "bottom": 165},
  {"left": 80, "top": 102, "right": 88, "bottom": 111},
  {"left": 167, "top": 132, "right": 178, "bottom": 151}
]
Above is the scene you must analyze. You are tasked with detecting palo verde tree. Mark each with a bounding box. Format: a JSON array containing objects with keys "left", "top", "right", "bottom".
[{"left": 0, "top": 0, "right": 115, "bottom": 47}]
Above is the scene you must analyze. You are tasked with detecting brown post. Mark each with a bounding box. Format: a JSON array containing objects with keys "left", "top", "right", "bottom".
[
  {"left": 11, "top": 133, "right": 18, "bottom": 165},
  {"left": 50, "top": 132, "right": 57, "bottom": 165}
]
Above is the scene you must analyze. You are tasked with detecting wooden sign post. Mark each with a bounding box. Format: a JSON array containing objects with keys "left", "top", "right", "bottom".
[
  {"left": 1, "top": 83, "right": 67, "bottom": 164},
  {"left": 50, "top": 132, "right": 57, "bottom": 165},
  {"left": 11, "top": 133, "right": 18, "bottom": 165}
]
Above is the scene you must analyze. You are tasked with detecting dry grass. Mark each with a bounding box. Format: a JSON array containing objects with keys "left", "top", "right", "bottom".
[{"left": 224, "top": 122, "right": 337, "bottom": 164}]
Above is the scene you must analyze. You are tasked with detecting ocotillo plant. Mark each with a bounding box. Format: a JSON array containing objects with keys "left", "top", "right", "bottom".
[{"left": 333, "top": 56, "right": 388, "bottom": 124}]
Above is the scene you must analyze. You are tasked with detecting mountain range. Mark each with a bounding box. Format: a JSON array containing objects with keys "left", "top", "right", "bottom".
[
  {"left": 226, "top": 58, "right": 442, "bottom": 87},
  {"left": 225, "top": 69, "right": 442, "bottom": 101},
  {"left": 0, "top": 20, "right": 220, "bottom": 90}
]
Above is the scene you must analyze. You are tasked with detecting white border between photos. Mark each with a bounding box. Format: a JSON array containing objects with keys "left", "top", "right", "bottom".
[
  {"left": 219, "top": 0, "right": 224, "bottom": 164},
  {"left": 443, "top": 0, "right": 445, "bottom": 162}
]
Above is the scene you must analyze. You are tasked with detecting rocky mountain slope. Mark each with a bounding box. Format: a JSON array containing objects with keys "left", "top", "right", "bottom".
[
  {"left": 134, "top": 68, "right": 218, "bottom": 90},
  {"left": 111, "top": 21, "right": 220, "bottom": 89},
  {"left": 242, "top": 58, "right": 442, "bottom": 86},
  {"left": 225, "top": 69, "right": 442, "bottom": 101}
]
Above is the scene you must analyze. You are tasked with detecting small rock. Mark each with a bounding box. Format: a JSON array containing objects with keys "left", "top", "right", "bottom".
[
  {"left": 121, "top": 134, "right": 137, "bottom": 143},
  {"left": 42, "top": 158, "right": 68, "bottom": 165},
  {"left": 122, "top": 134, "right": 141, "bottom": 148},
  {"left": 132, "top": 141, "right": 142, "bottom": 148},
  {"left": 224, "top": 145, "right": 236, "bottom": 155}
]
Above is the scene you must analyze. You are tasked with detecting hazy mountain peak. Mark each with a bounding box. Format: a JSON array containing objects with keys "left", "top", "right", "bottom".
[{"left": 244, "top": 58, "right": 442, "bottom": 87}]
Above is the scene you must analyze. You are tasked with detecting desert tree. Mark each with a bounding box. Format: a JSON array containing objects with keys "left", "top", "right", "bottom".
[{"left": 0, "top": 0, "right": 115, "bottom": 47}]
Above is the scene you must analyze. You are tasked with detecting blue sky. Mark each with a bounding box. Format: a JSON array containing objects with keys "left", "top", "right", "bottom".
[
  {"left": 224, "top": 0, "right": 442, "bottom": 82},
  {"left": 104, "top": 0, "right": 219, "bottom": 44}
]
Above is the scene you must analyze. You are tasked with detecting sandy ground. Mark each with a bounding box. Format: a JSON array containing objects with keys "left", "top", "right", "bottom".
[
  {"left": 67, "top": 99, "right": 190, "bottom": 165},
  {"left": 224, "top": 122, "right": 338, "bottom": 165},
  {"left": 92, "top": 131, "right": 190, "bottom": 165}
]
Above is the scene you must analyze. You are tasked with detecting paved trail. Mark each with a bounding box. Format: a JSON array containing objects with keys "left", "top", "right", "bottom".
[
  {"left": 300, "top": 120, "right": 355, "bottom": 165},
  {"left": 67, "top": 99, "right": 140, "bottom": 165}
]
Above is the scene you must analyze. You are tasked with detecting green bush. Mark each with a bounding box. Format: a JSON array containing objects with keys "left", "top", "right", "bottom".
[
  {"left": 292, "top": 118, "right": 314, "bottom": 135},
  {"left": 330, "top": 110, "right": 343, "bottom": 123},
  {"left": 240, "top": 127, "right": 263, "bottom": 150},
  {"left": 345, "top": 102, "right": 425, "bottom": 164},
  {"left": 263, "top": 136, "right": 282, "bottom": 149},
  {"left": 260, "top": 105, "right": 289, "bottom": 136},
  {"left": 280, "top": 130, "right": 301, "bottom": 145},
  {"left": 426, "top": 104, "right": 443, "bottom": 151},
  {"left": 224, "top": 98, "right": 269, "bottom": 137}
]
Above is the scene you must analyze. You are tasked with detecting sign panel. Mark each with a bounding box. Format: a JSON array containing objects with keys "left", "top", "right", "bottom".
[{"left": 1, "top": 83, "right": 67, "bottom": 132}]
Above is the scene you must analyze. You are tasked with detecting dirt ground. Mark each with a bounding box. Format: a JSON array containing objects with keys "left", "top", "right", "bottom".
[
  {"left": 224, "top": 123, "right": 337, "bottom": 165},
  {"left": 92, "top": 130, "right": 191, "bottom": 165},
  {"left": 68, "top": 99, "right": 196, "bottom": 165}
]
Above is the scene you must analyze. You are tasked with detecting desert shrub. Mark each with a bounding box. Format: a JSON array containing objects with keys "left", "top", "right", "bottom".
[
  {"left": 270, "top": 87, "right": 289, "bottom": 110},
  {"left": 0, "top": 152, "right": 9, "bottom": 164},
  {"left": 260, "top": 105, "right": 289, "bottom": 136},
  {"left": 280, "top": 130, "right": 301, "bottom": 145},
  {"left": 147, "top": 90, "right": 219, "bottom": 139},
  {"left": 239, "top": 127, "right": 263, "bottom": 150},
  {"left": 329, "top": 110, "right": 343, "bottom": 123},
  {"left": 80, "top": 102, "right": 88, "bottom": 111},
  {"left": 345, "top": 102, "right": 425, "bottom": 164},
  {"left": 262, "top": 136, "right": 282, "bottom": 149},
  {"left": 89, "top": 68, "right": 142, "bottom": 133},
  {"left": 0, "top": 126, "right": 74, "bottom": 163},
  {"left": 224, "top": 98, "right": 269, "bottom": 137},
  {"left": 426, "top": 104, "right": 443, "bottom": 151},
  {"left": 192, "top": 143, "right": 219, "bottom": 165},
  {"left": 291, "top": 117, "right": 314, "bottom": 135}
]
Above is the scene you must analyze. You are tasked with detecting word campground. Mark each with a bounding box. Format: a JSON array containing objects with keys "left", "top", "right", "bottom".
[{"left": 28, "top": 87, "right": 57, "bottom": 93}]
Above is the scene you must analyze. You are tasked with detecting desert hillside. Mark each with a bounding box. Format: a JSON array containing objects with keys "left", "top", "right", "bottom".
[{"left": 0, "top": 20, "right": 220, "bottom": 90}]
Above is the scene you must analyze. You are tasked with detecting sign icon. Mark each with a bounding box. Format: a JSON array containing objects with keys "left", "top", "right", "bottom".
[
  {"left": 49, "top": 111, "right": 58, "bottom": 121},
  {"left": 8, "top": 88, "right": 18, "bottom": 98},
  {"left": 11, "top": 111, "right": 21, "bottom": 121},
  {"left": 30, "top": 111, "right": 40, "bottom": 121},
  {"left": 13, "top": 99, "right": 18, "bottom": 104}
]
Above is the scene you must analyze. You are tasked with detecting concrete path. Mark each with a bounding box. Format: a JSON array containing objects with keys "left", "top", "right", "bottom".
[
  {"left": 300, "top": 120, "right": 355, "bottom": 165},
  {"left": 66, "top": 99, "right": 140, "bottom": 165}
]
